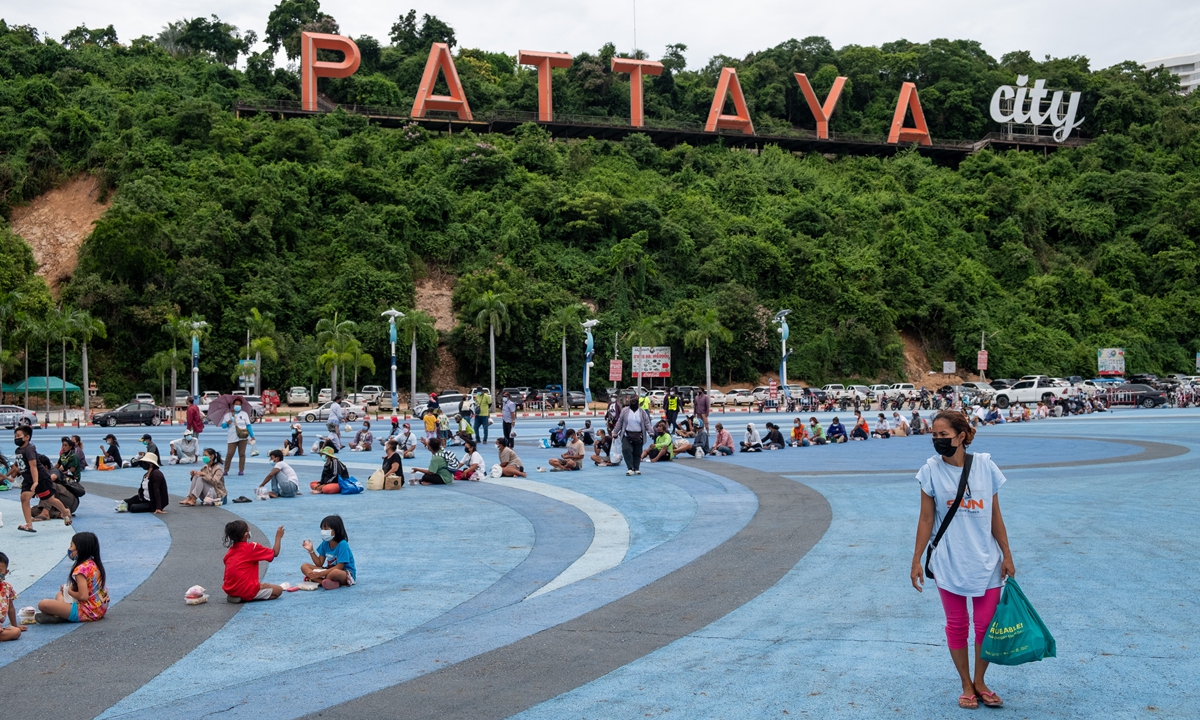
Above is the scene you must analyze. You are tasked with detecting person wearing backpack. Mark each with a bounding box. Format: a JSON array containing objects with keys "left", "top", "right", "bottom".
[{"left": 910, "top": 410, "right": 1015, "bottom": 710}]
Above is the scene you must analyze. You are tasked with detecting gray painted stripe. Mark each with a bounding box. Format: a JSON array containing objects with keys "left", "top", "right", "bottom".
[
  {"left": 302, "top": 463, "right": 831, "bottom": 720},
  {"left": 782, "top": 436, "right": 1188, "bottom": 475},
  {"left": 0, "top": 481, "right": 265, "bottom": 720}
]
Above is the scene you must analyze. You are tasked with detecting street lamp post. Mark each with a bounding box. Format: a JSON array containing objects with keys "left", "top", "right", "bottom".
[
  {"left": 188, "top": 320, "right": 208, "bottom": 401},
  {"left": 582, "top": 319, "right": 599, "bottom": 410},
  {"left": 382, "top": 309, "right": 403, "bottom": 414},
  {"left": 773, "top": 310, "right": 791, "bottom": 403}
]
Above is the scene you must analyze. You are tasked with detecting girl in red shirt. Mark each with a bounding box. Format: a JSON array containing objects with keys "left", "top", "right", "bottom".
[{"left": 222, "top": 520, "right": 286, "bottom": 603}]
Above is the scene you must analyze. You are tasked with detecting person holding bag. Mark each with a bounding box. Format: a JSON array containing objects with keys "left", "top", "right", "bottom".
[
  {"left": 222, "top": 400, "right": 253, "bottom": 476},
  {"left": 910, "top": 410, "right": 1015, "bottom": 710}
]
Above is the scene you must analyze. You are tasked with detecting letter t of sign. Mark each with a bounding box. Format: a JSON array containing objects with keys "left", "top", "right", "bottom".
[
  {"left": 300, "top": 32, "right": 361, "bottom": 112},
  {"left": 519, "top": 51, "right": 573, "bottom": 122},
  {"left": 794, "top": 74, "right": 846, "bottom": 140},
  {"left": 611, "top": 58, "right": 664, "bottom": 128}
]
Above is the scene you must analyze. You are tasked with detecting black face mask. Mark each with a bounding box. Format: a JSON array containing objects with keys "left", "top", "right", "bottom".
[
  {"left": 932, "top": 437, "right": 958, "bottom": 457},
  {"left": 14, "top": 437, "right": 25, "bottom": 448}
]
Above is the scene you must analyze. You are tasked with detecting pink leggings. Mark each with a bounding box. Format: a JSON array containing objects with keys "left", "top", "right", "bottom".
[{"left": 938, "top": 587, "right": 1002, "bottom": 650}]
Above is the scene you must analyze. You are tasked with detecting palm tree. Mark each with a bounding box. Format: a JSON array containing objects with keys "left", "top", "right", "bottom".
[
  {"left": 315, "top": 313, "right": 357, "bottom": 393},
  {"left": 684, "top": 308, "right": 733, "bottom": 394},
  {"left": 346, "top": 339, "right": 375, "bottom": 393},
  {"left": 396, "top": 310, "right": 437, "bottom": 406},
  {"left": 317, "top": 334, "right": 356, "bottom": 396},
  {"left": 39, "top": 309, "right": 68, "bottom": 415},
  {"left": 59, "top": 309, "right": 80, "bottom": 420},
  {"left": 162, "top": 315, "right": 195, "bottom": 410},
  {"left": 0, "top": 290, "right": 23, "bottom": 397},
  {"left": 468, "top": 291, "right": 512, "bottom": 400},
  {"left": 145, "top": 350, "right": 182, "bottom": 406},
  {"left": 71, "top": 310, "right": 106, "bottom": 420},
  {"left": 627, "top": 314, "right": 668, "bottom": 392},
  {"left": 246, "top": 308, "right": 279, "bottom": 394},
  {"left": 540, "top": 303, "right": 585, "bottom": 409},
  {"left": 15, "top": 311, "right": 38, "bottom": 410}
]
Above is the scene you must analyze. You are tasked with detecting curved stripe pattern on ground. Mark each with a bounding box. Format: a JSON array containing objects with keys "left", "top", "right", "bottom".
[{"left": 0, "top": 481, "right": 264, "bottom": 720}]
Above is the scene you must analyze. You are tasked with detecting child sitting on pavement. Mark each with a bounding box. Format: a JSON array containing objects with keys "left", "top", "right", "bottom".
[
  {"left": 222, "top": 520, "right": 285, "bottom": 603},
  {"left": 259, "top": 450, "right": 300, "bottom": 498},
  {"left": 0, "top": 552, "right": 24, "bottom": 641},
  {"left": 301, "top": 515, "right": 356, "bottom": 590}
]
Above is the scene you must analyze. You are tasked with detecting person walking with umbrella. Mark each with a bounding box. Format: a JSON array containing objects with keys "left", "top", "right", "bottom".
[{"left": 209, "top": 395, "right": 252, "bottom": 476}]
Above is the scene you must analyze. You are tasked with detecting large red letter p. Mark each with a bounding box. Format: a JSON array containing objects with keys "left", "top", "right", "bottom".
[{"left": 300, "top": 32, "right": 361, "bottom": 112}]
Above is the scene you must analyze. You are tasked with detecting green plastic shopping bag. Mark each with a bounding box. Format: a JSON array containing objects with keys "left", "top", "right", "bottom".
[{"left": 980, "top": 578, "right": 1056, "bottom": 665}]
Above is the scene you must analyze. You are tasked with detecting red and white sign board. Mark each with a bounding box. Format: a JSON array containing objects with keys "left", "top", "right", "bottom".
[
  {"left": 977, "top": 350, "right": 989, "bottom": 371},
  {"left": 608, "top": 359, "right": 623, "bottom": 382},
  {"left": 631, "top": 346, "right": 671, "bottom": 378},
  {"left": 768, "top": 378, "right": 778, "bottom": 400}
]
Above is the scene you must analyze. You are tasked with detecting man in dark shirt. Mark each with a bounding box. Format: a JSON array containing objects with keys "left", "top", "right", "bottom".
[
  {"left": 827, "top": 417, "right": 848, "bottom": 443},
  {"left": 9, "top": 426, "right": 71, "bottom": 531}
]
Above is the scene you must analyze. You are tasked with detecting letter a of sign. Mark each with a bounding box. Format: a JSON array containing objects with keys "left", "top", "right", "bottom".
[
  {"left": 518, "top": 51, "right": 573, "bottom": 122},
  {"left": 794, "top": 73, "right": 846, "bottom": 140},
  {"left": 705, "top": 68, "right": 754, "bottom": 135},
  {"left": 411, "top": 42, "right": 473, "bottom": 120},
  {"left": 300, "top": 32, "right": 361, "bottom": 112},
  {"left": 611, "top": 58, "right": 664, "bottom": 128},
  {"left": 887, "top": 82, "right": 931, "bottom": 146}
]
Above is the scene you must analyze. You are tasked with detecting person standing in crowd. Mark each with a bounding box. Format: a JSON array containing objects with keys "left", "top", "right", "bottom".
[
  {"left": 501, "top": 392, "right": 516, "bottom": 447},
  {"left": 664, "top": 387, "right": 682, "bottom": 433},
  {"left": 693, "top": 387, "right": 711, "bottom": 432},
  {"left": 326, "top": 395, "right": 345, "bottom": 443},
  {"left": 911, "top": 410, "right": 1015, "bottom": 711},
  {"left": 9, "top": 425, "right": 72, "bottom": 532},
  {"left": 473, "top": 388, "right": 491, "bottom": 443},
  {"left": 614, "top": 396, "right": 653, "bottom": 476},
  {"left": 185, "top": 396, "right": 204, "bottom": 437},
  {"left": 222, "top": 399, "right": 252, "bottom": 476}
]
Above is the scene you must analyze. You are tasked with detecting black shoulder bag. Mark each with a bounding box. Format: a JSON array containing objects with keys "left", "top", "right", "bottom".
[{"left": 924, "top": 453, "right": 973, "bottom": 581}]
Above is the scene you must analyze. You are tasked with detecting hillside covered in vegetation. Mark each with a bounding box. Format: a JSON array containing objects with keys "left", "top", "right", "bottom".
[{"left": 1, "top": 8, "right": 1198, "bottom": 401}]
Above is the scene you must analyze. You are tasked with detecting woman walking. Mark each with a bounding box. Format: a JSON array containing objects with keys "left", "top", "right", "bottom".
[
  {"left": 613, "top": 396, "right": 652, "bottom": 476},
  {"left": 910, "top": 410, "right": 1015, "bottom": 710}
]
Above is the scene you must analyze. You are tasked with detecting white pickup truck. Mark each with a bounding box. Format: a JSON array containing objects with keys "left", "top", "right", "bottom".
[
  {"left": 993, "top": 378, "right": 1070, "bottom": 408},
  {"left": 820, "top": 384, "right": 868, "bottom": 400}
]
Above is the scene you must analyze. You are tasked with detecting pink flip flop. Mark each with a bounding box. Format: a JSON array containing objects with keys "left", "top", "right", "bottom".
[{"left": 978, "top": 691, "right": 1003, "bottom": 708}]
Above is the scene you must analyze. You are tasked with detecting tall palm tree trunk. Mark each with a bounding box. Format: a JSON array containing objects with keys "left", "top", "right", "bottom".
[
  {"left": 82, "top": 342, "right": 91, "bottom": 420},
  {"left": 61, "top": 340, "right": 67, "bottom": 422},
  {"left": 489, "top": 323, "right": 496, "bottom": 401},
  {"left": 24, "top": 341, "right": 29, "bottom": 409},
  {"left": 255, "top": 351, "right": 262, "bottom": 395},
  {"left": 169, "top": 338, "right": 177, "bottom": 424},
  {"left": 561, "top": 335, "right": 568, "bottom": 410},
  {"left": 705, "top": 337, "right": 712, "bottom": 394},
  {"left": 45, "top": 343, "right": 51, "bottom": 415}
]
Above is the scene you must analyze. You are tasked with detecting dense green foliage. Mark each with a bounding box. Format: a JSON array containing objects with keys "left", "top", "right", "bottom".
[{"left": 1, "top": 11, "right": 1199, "bottom": 401}]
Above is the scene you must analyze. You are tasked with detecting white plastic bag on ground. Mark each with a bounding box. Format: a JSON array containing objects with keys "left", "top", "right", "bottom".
[
  {"left": 185, "top": 585, "right": 209, "bottom": 605},
  {"left": 489, "top": 463, "right": 502, "bottom": 478}
]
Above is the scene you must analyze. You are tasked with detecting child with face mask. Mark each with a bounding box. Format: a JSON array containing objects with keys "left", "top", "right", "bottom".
[
  {"left": 301, "top": 515, "right": 356, "bottom": 590},
  {"left": 0, "top": 551, "right": 24, "bottom": 641},
  {"left": 35, "top": 532, "right": 109, "bottom": 623}
]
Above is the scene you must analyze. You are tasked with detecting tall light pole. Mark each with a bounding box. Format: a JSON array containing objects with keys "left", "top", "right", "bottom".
[
  {"left": 773, "top": 310, "right": 791, "bottom": 398},
  {"left": 188, "top": 319, "right": 208, "bottom": 400},
  {"left": 582, "top": 319, "right": 598, "bottom": 409},
  {"left": 382, "top": 309, "right": 403, "bottom": 413}
]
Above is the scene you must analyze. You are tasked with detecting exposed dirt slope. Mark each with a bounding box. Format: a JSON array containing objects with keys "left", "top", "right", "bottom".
[
  {"left": 10, "top": 174, "right": 110, "bottom": 296},
  {"left": 415, "top": 268, "right": 460, "bottom": 390}
]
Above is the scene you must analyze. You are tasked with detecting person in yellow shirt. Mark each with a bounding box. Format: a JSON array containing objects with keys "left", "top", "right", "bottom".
[{"left": 421, "top": 410, "right": 438, "bottom": 448}]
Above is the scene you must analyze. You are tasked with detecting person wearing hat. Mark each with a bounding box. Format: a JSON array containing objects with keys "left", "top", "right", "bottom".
[
  {"left": 124, "top": 453, "right": 168, "bottom": 514},
  {"left": 548, "top": 420, "right": 568, "bottom": 448},
  {"left": 394, "top": 423, "right": 417, "bottom": 458},
  {"left": 132, "top": 434, "right": 160, "bottom": 466},
  {"left": 310, "top": 446, "right": 349, "bottom": 494},
  {"left": 284, "top": 423, "right": 305, "bottom": 456},
  {"left": 169, "top": 429, "right": 200, "bottom": 464}
]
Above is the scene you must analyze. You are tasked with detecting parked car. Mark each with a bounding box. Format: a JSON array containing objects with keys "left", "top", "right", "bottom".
[
  {"left": 134, "top": 393, "right": 156, "bottom": 404},
  {"left": 201, "top": 391, "right": 220, "bottom": 404},
  {"left": 93, "top": 402, "right": 161, "bottom": 427},
  {"left": 959, "top": 382, "right": 993, "bottom": 394},
  {"left": 798, "top": 387, "right": 828, "bottom": 404},
  {"left": 415, "top": 392, "right": 465, "bottom": 417},
  {"left": 647, "top": 390, "right": 667, "bottom": 407},
  {"left": 566, "top": 390, "right": 587, "bottom": 408},
  {"left": 344, "top": 393, "right": 372, "bottom": 407},
  {"left": 287, "top": 386, "right": 310, "bottom": 406},
  {"left": 501, "top": 387, "right": 532, "bottom": 408},
  {"left": 820, "top": 384, "right": 846, "bottom": 398},
  {"left": 360, "top": 385, "right": 384, "bottom": 405},
  {"left": 848, "top": 384, "right": 873, "bottom": 399},
  {"left": 992, "top": 378, "right": 1069, "bottom": 409},
  {"left": 238, "top": 395, "right": 266, "bottom": 420},
  {"left": 173, "top": 389, "right": 191, "bottom": 407},
  {"left": 0, "top": 405, "right": 39, "bottom": 429},
  {"left": 707, "top": 389, "right": 728, "bottom": 406},
  {"left": 298, "top": 401, "right": 366, "bottom": 423},
  {"left": 728, "top": 388, "right": 755, "bottom": 405},
  {"left": 1111, "top": 383, "right": 1168, "bottom": 408},
  {"left": 889, "top": 383, "right": 916, "bottom": 397},
  {"left": 317, "top": 388, "right": 333, "bottom": 404},
  {"left": 989, "top": 379, "right": 1017, "bottom": 390},
  {"left": 867, "top": 384, "right": 891, "bottom": 398}
]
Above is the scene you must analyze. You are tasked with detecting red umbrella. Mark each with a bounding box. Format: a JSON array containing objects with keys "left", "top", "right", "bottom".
[{"left": 206, "top": 394, "right": 241, "bottom": 425}]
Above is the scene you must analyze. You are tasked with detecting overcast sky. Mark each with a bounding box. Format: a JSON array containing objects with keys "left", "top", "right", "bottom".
[{"left": 9, "top": 0, "right": 1197, "bottom": 71}]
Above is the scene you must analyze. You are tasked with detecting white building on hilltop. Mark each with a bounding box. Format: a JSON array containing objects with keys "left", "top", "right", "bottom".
[{"left": 1144, "top": 51, "right": 1200, "bottom": 94}]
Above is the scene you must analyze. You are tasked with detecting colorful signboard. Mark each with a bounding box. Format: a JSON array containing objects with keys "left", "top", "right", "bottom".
[
  {"left": 1097, "top": 348, "right": 1125, "bottom": 376},
  {"left": 608, "top": 359, "right": 623, "bottom": 382},
  {"left": 631, "top": 346, "right": 671, "bottom": 378}
]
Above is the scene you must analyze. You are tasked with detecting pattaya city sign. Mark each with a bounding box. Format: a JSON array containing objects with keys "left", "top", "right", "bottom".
[
  {"left": 989, "top": 75, "right": 1084, "bottom": 142},
  {"left": 297, "top": 32, "right": 936, "bottom": 145}
]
